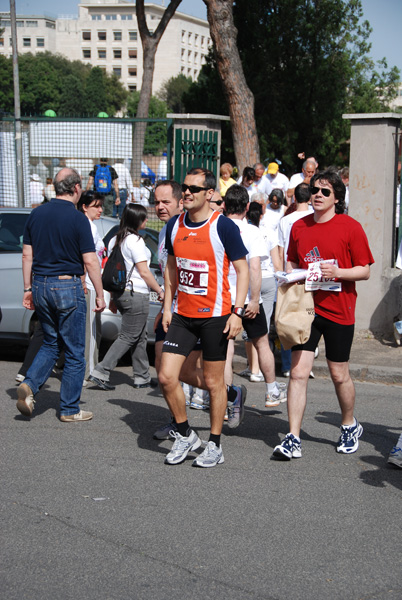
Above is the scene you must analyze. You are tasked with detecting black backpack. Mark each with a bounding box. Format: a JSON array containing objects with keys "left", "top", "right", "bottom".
[{"left": 102, "top": 244, "right": 134, "bottom": 295}]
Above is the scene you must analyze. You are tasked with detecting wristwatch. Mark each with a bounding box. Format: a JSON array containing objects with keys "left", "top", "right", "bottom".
[
  {"left": 24, "top": 287, "right": 32, "bottom": 292},
  {"left": 232, "top": 306, "right": 245, "bottom": 318}
]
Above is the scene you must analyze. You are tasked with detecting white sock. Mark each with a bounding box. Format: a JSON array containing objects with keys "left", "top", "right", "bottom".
[{"left": 266, "top": 381, "right": 279, "bottom": 395}]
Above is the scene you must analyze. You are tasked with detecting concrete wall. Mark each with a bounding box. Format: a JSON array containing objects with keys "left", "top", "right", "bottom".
[{"left": 343, "top": 113, "right": 402, "bottom": 335}]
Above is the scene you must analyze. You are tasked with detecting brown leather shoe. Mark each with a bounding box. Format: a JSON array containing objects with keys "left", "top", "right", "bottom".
[{"left": 16, "top": 383, "right": 35, "bottom": 417}]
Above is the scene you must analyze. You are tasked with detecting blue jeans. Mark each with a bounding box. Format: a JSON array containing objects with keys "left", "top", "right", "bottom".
[
  {"left": 24, "top": 275, "right": 86, "bottom": 416},
  {"left": 113, "top": 188, "right": 128, "bottom": 219}
]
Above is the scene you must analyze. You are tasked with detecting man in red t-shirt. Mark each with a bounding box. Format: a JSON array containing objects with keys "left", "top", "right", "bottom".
[{"left": 273, "top": 169, "right": 374, "bottom": 461}]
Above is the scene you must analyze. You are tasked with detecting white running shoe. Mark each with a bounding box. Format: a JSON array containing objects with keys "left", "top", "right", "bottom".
[
  {"left": 165, "top": 430, "right": 201, "bottom": 465},
  {"left": 192, "top": 441, "right": 224, "bottom": 468},
  {"left": 265, "top": 382, "right": 287, "bottom": 407},
  {"left": 249, "top": 371, "right": 264, "bottom": 382}
]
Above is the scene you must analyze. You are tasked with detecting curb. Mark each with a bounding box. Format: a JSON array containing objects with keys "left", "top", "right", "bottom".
[{"left": 313, "top": 360, "right": 402, "bottom": 386}]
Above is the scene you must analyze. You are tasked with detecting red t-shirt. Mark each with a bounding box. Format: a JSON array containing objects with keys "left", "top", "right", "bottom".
[{"left": 287, "top": 213, "right": 374, "bottom": 325}]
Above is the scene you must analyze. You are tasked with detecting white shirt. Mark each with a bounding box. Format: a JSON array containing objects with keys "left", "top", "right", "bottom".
[
  {"left": 289, "top": 173, "right": 304, "bottom": 189},
  {"left": 237, "top": 176, "right": 272, "bottom": 198},
  {"left": 86, "top": 220, "right": 105, "bottom": 290},
  {"left": 259, "top": 223, "right": 278, "bottom": 278},
  {"left": 267, "top": 172, "right": 289, "bottom": 193},
  {"left": 108, "top": 233, "right": 151, "bottom": 294},
  {"left": 228, "top": 219, "right": 267, "bottom": 304},
  {"left": 277, "top": 209, "right": 312, "bottom": 263},
  {"left": 112, "top": 163, "right": 135, "bottom": 194},
  {"left": 29, "top": 181, "right": 44, "bottom": 205},
  {"left": 262, "top": 204, "right": 285, "bottom": 232}
]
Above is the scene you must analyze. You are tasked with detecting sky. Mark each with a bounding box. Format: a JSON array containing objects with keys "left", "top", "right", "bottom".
[{"left": 1, "top": 0, "right": 401, "bottom": 75}]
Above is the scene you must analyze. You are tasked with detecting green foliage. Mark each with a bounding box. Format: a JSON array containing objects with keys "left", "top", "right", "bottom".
[
  {"left": 0, "top": 51, "right": 128, "bottom": 116},
  {"left": 157, "top": 73, "right": 193, "bottom": 112},
  {"left": 126, "top": 91, "right": 169, "bottom": 154},
  {"left": 183, "top": 0, "right": 400, "bottom": 170}
]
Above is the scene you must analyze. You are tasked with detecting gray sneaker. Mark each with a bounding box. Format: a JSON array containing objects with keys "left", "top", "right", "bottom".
[
  {"left": 165, "top": 429, "right": 201, "bottom": 465},
  {"left": 192, "top": 441, "right": 224, "bottom": 468},
  {"left": 227, "top": 385, "right": 247, "bottom": 429},
  {"left": 153, "top": 418, "right": 177, "bottom": 440},
  {"left": 16, "top": 383, "right": 35, "bottom": 417}
]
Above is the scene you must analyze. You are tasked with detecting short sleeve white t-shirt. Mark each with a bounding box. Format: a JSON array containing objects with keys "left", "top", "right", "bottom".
[
  {"left": 259, "top": 223, "right": 278, "bottom": 278},
  {"left": 228, "top": 219, "right": 267, "bottom": 304},
  {"left": 262, "top": 205, "right": 285, "bottom": 232},
  {"left": 277, "top": 209, "right": 313, "bottom": 263},
  {"left": 108, "top": 233, "right": 151, "bottom": 294},
  {"left": 86, "top": 219, "right": 106, "bottom": 290}
]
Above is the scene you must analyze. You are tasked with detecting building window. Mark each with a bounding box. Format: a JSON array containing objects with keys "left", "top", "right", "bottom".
[
  {"left": 128, "top": 67, "right": 137, "bottom": 77},
  {"left": 194, "top": 52, "right": 198, "bottom": 62},
  {"left": 16, "top": 21, "right": 24, "bottom": 27},
  {"left": 37, "top": 38, "right": 45, "bottom": 47},
  {"left": 129, "top": 30, "right": 137, "bottom": 41},
  {"left": 181, "top": 66, "right": 185, "bottom": 73},
  {"left": 23, "top": 38, "right": 31, "bottom": 47},
  {"left": 113, "top": 49, "right": 121, "bottom": 59},
  {"left": 181, "top": 48, "right": 185, "bottom": 59},
  {"left": 83, "top": 49, "right": 91, "bottom": 59},
  {"left": 181, "top": 30, "right": 185, "bottom": 42},
  {"left": 82, "top": 31, "right": 91, "bottom": 40},
  {"left": 195, "top": 34, "right": 198, "bottom": 46},
  {"left": 113, "top": 67, "right": 121, "bottom": 77},
  {"left": 46, "top": 22, "right": 55, "bottom": 29},
  {"left": 128, "top": 49, "right": 137, "bottom": 59},
  {"left": 105, "top": 14, "right": 117, "bottom": 20},
  {"left": 98, "top": 49, "right": 106, "bottom": 59},
  {"left": 26, "top": 20, "right": 38, "bottom": 27},
  {"left": 98, "top": 31, "right": 106, "bottom": 41},
  {"left": 188, "top": 32, "right": 192, "bottom": 44},
  {"left": 121, "top": 14, "right": 133, "bottom": 20},
  {"left": 187, "top": 68, "right": 191, "bottom": 76},
  {"left": 0, "top": 38, "right": 4, "bottom": 47},
  {"left": 92, "top": 14, "right": 102, "bottom": 20},
  {"left": 113, "top": 31, "right": 122, "bottom": 41},
  {"left": 128, "top": 85, "right": 137, "bottom": 92},
  {"left": 201, "top": 36, "right": 205, "bottom": 47}
]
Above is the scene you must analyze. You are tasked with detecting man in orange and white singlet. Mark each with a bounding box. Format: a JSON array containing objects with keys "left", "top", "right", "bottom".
[{"left": 158, "top": 168, "right": 249, "bottom": 468}]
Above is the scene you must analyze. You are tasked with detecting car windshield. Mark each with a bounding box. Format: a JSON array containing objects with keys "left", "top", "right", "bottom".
[{"left": 0, "top": 213, "right": 29, "bottom": 253}]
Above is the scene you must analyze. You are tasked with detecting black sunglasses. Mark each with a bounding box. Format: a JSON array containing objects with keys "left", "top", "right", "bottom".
[
  {"left": 181, "top": 183, "right": 210, "bottom": 194},
  {"left": 209, "top": 199, "right": 223, "bottom": 206},
  {"left": 311, "top": 186, "right": 332, "bottom": 197}
]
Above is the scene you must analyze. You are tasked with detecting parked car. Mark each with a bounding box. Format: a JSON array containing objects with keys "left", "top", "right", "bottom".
[{"left": 0, "top": 208, "right": 162, "bottom": 345}]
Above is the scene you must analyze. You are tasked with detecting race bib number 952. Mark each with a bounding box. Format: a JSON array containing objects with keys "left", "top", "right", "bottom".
[{"left": 176, "top": 257, "right": 209, "bottom": 295}]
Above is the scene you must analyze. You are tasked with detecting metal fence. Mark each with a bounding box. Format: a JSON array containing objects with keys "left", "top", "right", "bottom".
[{"left": 0, "top": 116, "right": 173, "bottom": 229}]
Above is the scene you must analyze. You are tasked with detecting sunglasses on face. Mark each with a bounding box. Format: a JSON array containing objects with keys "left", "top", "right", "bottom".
[
  {"left": 181, "top": 183, "right": 210, "bottom": 194},
  {"left": 311, "top": 186, "right": 332, "bottom": 197},
  {"left": 209, "top": 199, "right": 223, "bottom": 206}
]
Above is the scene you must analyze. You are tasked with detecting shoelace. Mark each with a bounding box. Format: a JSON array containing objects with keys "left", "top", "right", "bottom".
[
  {"left": 170, "top": 431, "right": 192, "bottom": 452},
  {"left": 340, "top": 426, "right": 354, "bottom": 443}
]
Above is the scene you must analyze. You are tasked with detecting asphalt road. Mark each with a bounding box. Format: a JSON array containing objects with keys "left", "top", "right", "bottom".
[{"left": 1, "top": 353, "right": 401, "bottom": 600}]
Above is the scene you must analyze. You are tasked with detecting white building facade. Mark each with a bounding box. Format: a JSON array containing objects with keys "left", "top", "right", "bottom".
[{"left": 0, "top": 1, "right": 211, "bottom": 92}]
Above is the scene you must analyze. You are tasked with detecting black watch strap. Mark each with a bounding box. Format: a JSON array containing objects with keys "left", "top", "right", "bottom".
[{"left": 232, "top": 306, "right": 245, "bottom": 318}]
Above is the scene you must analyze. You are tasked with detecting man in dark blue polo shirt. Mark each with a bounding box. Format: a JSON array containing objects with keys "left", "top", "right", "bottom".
[{"left": 17, "top": 168, "right": 106, "bottom": 422}]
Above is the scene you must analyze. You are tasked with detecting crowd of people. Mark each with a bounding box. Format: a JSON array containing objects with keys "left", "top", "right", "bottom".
[{"left": 14, "top": 158, "right": 402, "bottom": 470}]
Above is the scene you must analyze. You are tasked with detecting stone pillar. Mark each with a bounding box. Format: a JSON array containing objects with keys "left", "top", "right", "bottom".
[{"left": 343, "top": 113, "right": 401, "bottom": 334}]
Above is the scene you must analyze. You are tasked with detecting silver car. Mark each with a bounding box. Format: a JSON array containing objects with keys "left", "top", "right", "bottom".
[{"left": 0, "top": 208, "right": 162, "bottom": 345}]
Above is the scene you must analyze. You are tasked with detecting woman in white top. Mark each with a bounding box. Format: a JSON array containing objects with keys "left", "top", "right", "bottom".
[
  {"left": 78, "top": 191, "right": 106, "bottom": 384},
  {"left": 90, "top": 204, "right": 164, "bottom": 389},
  {"left": 262, "top": 188, "right": 287, "bottom": 232}
]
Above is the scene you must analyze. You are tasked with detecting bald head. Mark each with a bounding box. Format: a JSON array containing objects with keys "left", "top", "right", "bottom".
[{"left": 54, "top": 168, "right": 82, "bottom": 199}]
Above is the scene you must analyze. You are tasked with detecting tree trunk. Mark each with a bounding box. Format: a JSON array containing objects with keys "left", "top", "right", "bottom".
[
  {"left": 132, "top": 0, "right": 182, "bottom": 183},
  {"left": 203, "top": 0, "right": 259, "bottom": 173}
]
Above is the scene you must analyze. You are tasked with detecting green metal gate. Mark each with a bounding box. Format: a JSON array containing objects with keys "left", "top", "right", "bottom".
[{"left": 174, "top": 128, "right": 218, "bottom": 183}]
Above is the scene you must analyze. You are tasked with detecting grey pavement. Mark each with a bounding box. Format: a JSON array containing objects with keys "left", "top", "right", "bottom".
[{"left": 1, "top": 343, "right": 401, "bottom": 600}]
